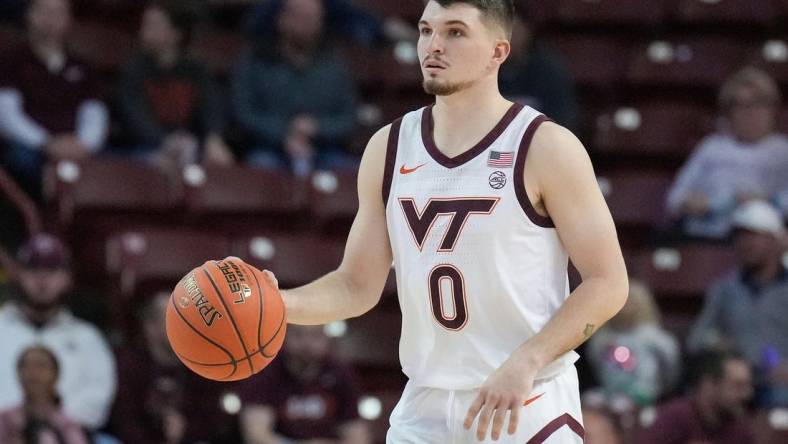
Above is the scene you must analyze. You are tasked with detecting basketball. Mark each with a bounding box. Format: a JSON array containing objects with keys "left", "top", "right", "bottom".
[{"left": 165, "top": 257, "right": 287, "bottom": 381}]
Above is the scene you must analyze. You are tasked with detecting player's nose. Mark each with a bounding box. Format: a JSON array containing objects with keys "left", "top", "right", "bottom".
[{"left": 426, "top": 33, "right": 444, "bottom": 54}]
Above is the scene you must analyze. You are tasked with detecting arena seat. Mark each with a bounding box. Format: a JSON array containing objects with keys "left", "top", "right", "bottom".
[
  {"left": 592, "top": 102, "right": 713, "bottom": 158},
  {"left": 631, "top": 243, "right": 737, "bottom": 298},
  {"left": 337, "top": 307, "right": 401, "bottom": 369},
  {"left": 308, "top": 169, "right": 358, "bottom": 232},
  {"left": 44, "top": 158, "right": 174, "bottom": 226},
  {"left": 674, "top": 0, "right": 778, "bottom": 27},
  {"left": 181, "top": 164, "right": 307, "bottom": 217},
  {"left": 627, "top": 36, "right": 750, "bottom": 88},
  {"left": 105, "top": 228, "right": 232, "bottom": 332},
  {"left": 106, "top": 228, "right": 232, "bottom": 295},
  {"left": 753, "top": 409, "right": 788, "bottom": 444},
  {"left": 233, "top": 232, "right": 345, "bottom": 288},
  {"left": 749, "top": 39, "right": 788, "bottom": 85},
  {"left": 553, "top": 0, "right": 669, "bottom": 27},
  {"left": 596, "top": 170, "right": 674, "bottom": 229},
  {"left": 546, "top": 35, "right": 632, "bottom": 88},
  {"left": 361, "top": 389, "right": 402, "bottom": 444}
]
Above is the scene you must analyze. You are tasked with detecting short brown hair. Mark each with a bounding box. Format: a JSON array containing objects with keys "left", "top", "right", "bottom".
[
  {"left": 718, "top": 66, "right": 781, "bottom": 113},
  {"left": 431, "top": 0, "right": 515, "bottom": 38}
]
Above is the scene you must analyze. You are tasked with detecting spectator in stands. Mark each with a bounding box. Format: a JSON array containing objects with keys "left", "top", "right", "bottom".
[
  {"left": 110, "top": 290, "right": 236, "bottom": 444},
  {"left": 0, "top": 233, "right": 116, "bottom": 431},
  {"left": 238, "top": 324, "right": 369, "bottom": 444},
  {"left": 244, "top": 0, "right": 416, "bottom": 49},
  {"left": 638, "top": 350, "right": 754, "bottom": 444},
  {"left": 0, "top": 345, "right": 89, "bottom": 444},
  {"left": 587, "top": 279, "right": 681, "bottom": 406},
  {"left": 0, "top": 0, "right": 108, "bottom": 199},
  {"left": 687, "top": 200, "right": 788, "bottom": 406},
  {"left": 499, "top": 13, "right": 578, "bottom": 129},
  {"left": 117, "top": 1, "right": 234, "bottom": 171},
  {"left": 582, "top": 406, "right": 623, "bottom": 444},
  {"left": 666, "top": 67, "right": 788, "bottom": 239},
  {"left": 231, "top": 0, "right": 359, "bottom": 176}
]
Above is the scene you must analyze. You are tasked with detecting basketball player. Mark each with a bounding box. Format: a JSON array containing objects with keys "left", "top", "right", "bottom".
[{"left": 265, "top": 1, "right": 629, "bottom": 442}]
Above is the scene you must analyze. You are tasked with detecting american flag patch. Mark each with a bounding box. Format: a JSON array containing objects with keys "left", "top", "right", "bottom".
[{"left": 487, "top": 151, "right": 514, "bottom": 168}]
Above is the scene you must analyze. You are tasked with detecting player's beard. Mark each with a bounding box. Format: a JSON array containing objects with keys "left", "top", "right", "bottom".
[{"left": 423, "top": 78, "right": 473, "bottom": 96}]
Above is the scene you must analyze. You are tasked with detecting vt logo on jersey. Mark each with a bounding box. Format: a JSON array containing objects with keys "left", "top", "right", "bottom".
[{"left": 399, "top": 198, "right": 499, "bottom": 252}]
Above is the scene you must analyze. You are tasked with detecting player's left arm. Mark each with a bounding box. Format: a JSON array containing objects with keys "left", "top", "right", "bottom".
[
  {"left": 465, "top": 122, "right": 629, "bottom": 441},
  {"left": 517, "top": 121, "right": 629, "bottom": 379}
]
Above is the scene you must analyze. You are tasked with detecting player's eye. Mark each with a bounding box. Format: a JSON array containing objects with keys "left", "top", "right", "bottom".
[
  {"left": 449, "top": 29, "right": 464, "bottom": 37},
  {"left": 419, "top": 27, "right": 432, "bottom": 36}
]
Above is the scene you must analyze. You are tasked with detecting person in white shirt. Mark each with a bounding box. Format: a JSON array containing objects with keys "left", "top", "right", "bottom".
[
  {"left": 0, "top": 233, "right": 116, "bottom": 430},
  {"left": 666, "top": 66, "right": 788, "bottom": 239}
]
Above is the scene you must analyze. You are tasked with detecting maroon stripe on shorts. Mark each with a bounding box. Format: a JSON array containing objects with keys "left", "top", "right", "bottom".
[{"left": 526, "top": 413, "right": 584, "bottom": 444}]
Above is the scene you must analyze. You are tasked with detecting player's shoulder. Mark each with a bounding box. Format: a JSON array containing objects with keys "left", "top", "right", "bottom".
[{"left": 528, "top": 120, "right": 590, "bottom": 168}]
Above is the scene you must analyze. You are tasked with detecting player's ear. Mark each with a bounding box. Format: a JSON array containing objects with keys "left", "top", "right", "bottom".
[{"left": 491, "top": 39, "right": 511, "bottom": 66}]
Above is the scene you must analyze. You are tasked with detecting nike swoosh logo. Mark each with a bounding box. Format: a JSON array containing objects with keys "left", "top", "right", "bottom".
[
  {"left": 399, "top": 163, "right": 427, "bottom": 174},
  {"left": 523, "top": 392, "right": 545, "bottom": 407}
]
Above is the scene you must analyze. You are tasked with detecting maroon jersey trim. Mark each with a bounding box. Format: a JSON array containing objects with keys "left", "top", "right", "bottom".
[
  {"left": 514, "top": 115, "right": 555, "bottom": 228},
  {"left": 421, "top": 102, "right": 524, "bottom": 168},
  {"left": 382, "top": 117, "right": 403, "bottom": 207}
]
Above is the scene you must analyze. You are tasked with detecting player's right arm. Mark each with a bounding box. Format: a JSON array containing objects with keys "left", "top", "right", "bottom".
[{"left": 272, "top": 125, "right": 394, "bottom": 325}]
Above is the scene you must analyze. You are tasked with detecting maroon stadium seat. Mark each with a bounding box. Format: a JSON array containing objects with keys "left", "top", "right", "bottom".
[
  {"left": 631, "top": 243, "right": 737, "bottom": 298},
  {"left": 336, "top": 307, "right": 401, "bottom": 369},
  {"left": 106, "top": 228, "right": 232, "bottom": 295},
  {"left": 597, "top": 170, "right": 674, "bottom": 228},
  {"left": 627, "top": 37, "right": 750, "bottom": 88},
  {"left": 362, "top": 389, "right": 403, "bottom": 444},
  {"left": 554, "top": 0, "right": 670, "bottom": 27},
  {"left": 308, "top": 169, "right": 359, "bottom": 230},
  {"left": 44, "top": 158, "right": 174, "bottom": 225},
  {"left": 592, "top": 102, "right": 713, "bottom": 158},
  {"left": 233, "top": 232, "right": 345, "bottom": 288},
  {"left": 546, "top": 35, "right": 632, "bottom": 88},
  {"left": 674, "top": 0, "right": 778, "bottom": 27},
  {"left": 748, "top": 39, "right": 788, "bottom": 85},
  {"left": 181, "top": 165, "right": 306, "bottom": 216}
]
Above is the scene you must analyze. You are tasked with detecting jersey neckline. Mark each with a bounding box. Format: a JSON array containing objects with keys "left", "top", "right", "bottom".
[{"left": 421, "top": 102, "right": 524, "bottom": 169}]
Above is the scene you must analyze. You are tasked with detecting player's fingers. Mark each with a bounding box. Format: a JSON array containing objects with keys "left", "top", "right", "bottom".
[
  {"left": 490, "top": 401, "right": 509, "bottom": 441},
  {"left": 463, "top": 394, "right": 485, "bottom": 429},
  {"left": 508, "top": 398, "right": 520, "bottom": 435},
  {"left": 261, "top": 269, "right": 279, "bottom": 287},
  {"left": 475, "top": 396, "right": 498, "bottom": 441}
]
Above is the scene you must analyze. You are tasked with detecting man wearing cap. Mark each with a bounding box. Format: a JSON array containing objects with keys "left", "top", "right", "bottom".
[
  {"left": 0, "top": 233, "right": 117, "bottom": 430},
  {"left": 687, "top": 200, "right": 788, "bottom": 406}
]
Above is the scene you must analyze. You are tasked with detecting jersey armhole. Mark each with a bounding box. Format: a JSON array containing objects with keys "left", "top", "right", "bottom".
[
  {"left": 382, "top": 117, "right": 403, "bottom": 207},
  {"left": 514, "top": 115, "right": 555, "bottom": 228}
]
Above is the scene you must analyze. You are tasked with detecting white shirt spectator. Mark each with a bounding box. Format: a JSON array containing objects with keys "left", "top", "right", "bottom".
[
  {"left": 0, "top": 302, "right": 116, "bottom": 430},
  {"left": 666, "top": 132, "right": 788, "bottom": 238}
]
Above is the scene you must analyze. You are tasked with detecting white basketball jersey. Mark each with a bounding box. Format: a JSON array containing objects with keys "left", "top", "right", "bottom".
[{"left": 383, "top": 103, "right": 579, "bottom": 390}]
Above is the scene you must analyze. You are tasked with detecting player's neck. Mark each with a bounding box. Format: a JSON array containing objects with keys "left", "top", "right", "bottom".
[{"left": 431, "top": 81, "right": 512, "bottom": 156}]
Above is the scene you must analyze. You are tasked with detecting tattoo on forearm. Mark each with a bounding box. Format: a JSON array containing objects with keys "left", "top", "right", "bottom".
[{"left": 583, "top": 323, "right": 595, "bottom": 339}]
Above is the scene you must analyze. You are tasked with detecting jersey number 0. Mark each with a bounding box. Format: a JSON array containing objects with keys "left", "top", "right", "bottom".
[{"left": 399, "top": 197, "right": 499, "bottom": 330}]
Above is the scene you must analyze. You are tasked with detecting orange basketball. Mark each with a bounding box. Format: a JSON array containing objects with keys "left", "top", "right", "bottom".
[{"left": 165, "top": 257, "right": 287, "bottom": 381}]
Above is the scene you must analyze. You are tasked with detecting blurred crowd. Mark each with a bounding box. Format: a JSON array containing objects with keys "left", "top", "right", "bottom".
[{"left": 0, "top": 0, "right": 787, "bottom": 443}]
